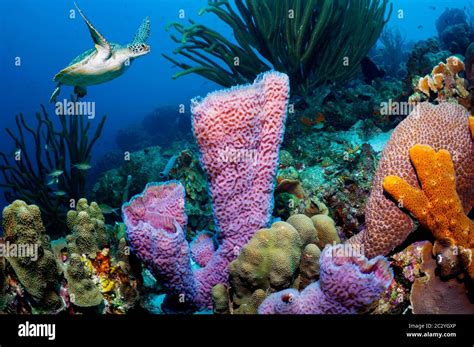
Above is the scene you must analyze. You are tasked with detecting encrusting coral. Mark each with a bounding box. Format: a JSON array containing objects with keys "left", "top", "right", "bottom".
[
  {"left": 347, "top": 102, "right": 474, "bottom": 259},
  {"left": 258, "top": 244, "right": 393, "bottom": 314},
  {"left": 123, "top": 71, "right": 290, "bottom": 311},
  {"left": 383, "top": 144, "right": 474, "bottom": 279},
  {"left": 2, "top": 200, "right": 62, "bottom": 311},
  {"left": 66, "top": 198, "right": 108, "bottom": 258}
]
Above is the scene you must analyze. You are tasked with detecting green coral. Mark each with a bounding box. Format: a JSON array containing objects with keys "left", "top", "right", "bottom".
[
  {"left": 64, "top": 253, "right": 103, "bottom": 308},
  {"left": 228, "top": 221, "right": 302, "bottom": 306},
  {"left": 164, "top": 0, "right": 391, "bottom": 94},
  {"left": 66, "top": 199, "right": 108, "bottom": 258},
  {"left": 2, "top": 200, "right": 62, "bottom": 311}
]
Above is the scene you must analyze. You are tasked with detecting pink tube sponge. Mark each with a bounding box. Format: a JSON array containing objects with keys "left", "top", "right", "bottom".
[
  {"left": 258, "top": 244, "right": 393, "bottom": 314},
  {"left": 123, "top": 71, "right": 290, "bottom": 310},
  {"left": 122, "top": 181, "right": 197, "bottom": 303},
  {"left": 191, "top": 71, "right": 290, "bottom": 249}
]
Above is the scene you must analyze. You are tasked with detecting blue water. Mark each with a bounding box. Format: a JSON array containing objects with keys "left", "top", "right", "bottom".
[{"left": 0, "top": 0, "right": 472, "bottom": 210}]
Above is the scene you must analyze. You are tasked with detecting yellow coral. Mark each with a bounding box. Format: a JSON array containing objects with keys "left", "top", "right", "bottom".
[
  {"left": 418, "top": 76, "right": 430, "bottom": 96},
  {"left": 383, "top": 144, "right": 474, "bottom": 277},
  {"left": 446, "top": 56, "right": 465, "bottom": 75}
]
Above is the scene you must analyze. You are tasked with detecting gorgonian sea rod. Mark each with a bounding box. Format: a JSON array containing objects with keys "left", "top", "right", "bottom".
[{"left": 123, "top": 71, "right": 290, "bottom": 310}]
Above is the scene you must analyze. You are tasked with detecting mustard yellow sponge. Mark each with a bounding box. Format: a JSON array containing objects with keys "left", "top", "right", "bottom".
[{"left": 383, "top": 144, "right": 474, "bottom": 278}]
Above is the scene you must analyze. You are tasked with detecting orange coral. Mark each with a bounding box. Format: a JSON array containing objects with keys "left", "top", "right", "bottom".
[
  {"left": 383, "top": 144, "right": 474, "bottom": 278},
  {"left": 470, "top": 116, "right": 474, "bottom": 139}
]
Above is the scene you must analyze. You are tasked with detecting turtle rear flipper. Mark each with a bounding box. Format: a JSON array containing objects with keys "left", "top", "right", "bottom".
[
  {"left": 50, "top": 83, "right": 62, "bottom": 103},
  {"left": 74, "top": 86, "right": 88, "bottom": 98}
]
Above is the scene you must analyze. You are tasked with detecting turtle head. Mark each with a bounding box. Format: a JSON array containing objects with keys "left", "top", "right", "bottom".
[{"left": 127, "top": 43, "right": 150, "bottom": 58}]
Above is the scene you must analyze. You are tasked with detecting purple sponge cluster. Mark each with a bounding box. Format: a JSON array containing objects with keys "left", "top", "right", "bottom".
[{"left": 258, "top": 244, "right": 394, "bottom": 314}]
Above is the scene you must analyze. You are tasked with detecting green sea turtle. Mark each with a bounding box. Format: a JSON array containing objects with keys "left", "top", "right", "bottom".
[{"left": 50, "top": 3, "right": 150, "bottom": 103}]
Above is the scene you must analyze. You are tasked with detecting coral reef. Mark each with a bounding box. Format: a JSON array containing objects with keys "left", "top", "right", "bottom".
[
  {"left": 376, "top": 26, "right": 408, "bottom": 78},
  {"left": 410, "top": 242, "right": 474, "bottom": 314},
  {"left": 286, "top": 214, "right": 319, "bottom": 248},
  {"left": 0, "top": 103, "right": 106, "bottom": 234},
  {"left": 436, "top": 8, "right": 474, "bottom": 55},
  {"left": 228, "top": 221, "right": 302, "bottom": 306},
  {"left": 405, "top": 38, "right": 452, "bottom": 90},
  {"left": 66, "top": 199, "right": 108, "bottom": 258},
  {"left": 409, "top": 56, "right": 469, "bottom": 105},
  {"left": 311, "top": 214, "right": 340, "bottom": 248},
  {"left": 2, "top": 200, "right": 62, "bottom": 311},
  {"left": 258, "top": 244, "right": 393, "bottom": 314},
  {"left": 297, "top": 243, "right": 321, "bottom": 290},
  {"left": 64, "top": 253, "right": 103, "bottom": 308},
  {"left": 115, "top": 105, "right": 192, "bottom": 152},
  {"left": 383, "top": 144, "right": 474, "bottom": 279},
  {"left": 347, "top": 102, "right": 474, "bottom": 259},
  {"left": 164, "top": 0, "right": 391, "bottom": 95},
  {"left": 123, "top": 71, "right": 289, "bottom": 311}
]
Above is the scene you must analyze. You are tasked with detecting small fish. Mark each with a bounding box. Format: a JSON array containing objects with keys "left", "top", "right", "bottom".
[
  {"left": 48, "top": 169, "right": 64, "bottom": 178},
  {"left": 428, "top": 5, "right": 436, "bottom": 10},
  {"left": 417, "top": 25, "right": 423, "bottom": 29},
  {"left": 47, "top": 177, "right": 59, "bottom": 186},
  {"left": 72, "top": 162, "right": 92, "bottom": 170},
  {"left": 53, "top": 190, "right": 66, "bottom": 196},
  {"left": 99, "top": 203, "right": 119, "bottom": 215}
]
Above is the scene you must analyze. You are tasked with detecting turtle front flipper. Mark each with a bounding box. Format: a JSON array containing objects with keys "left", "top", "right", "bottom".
[
  {"left": 74, "top": 86, "right": 87, "bottom": 98},
  {"left": 132, "top": 17, "right": 151, "bottom": 44},
  {"left": 74, "top": 2, "right": 111, "bottom": 60},
  {"left": 50, "top": 83, "right": 62, "bottom": 103}
]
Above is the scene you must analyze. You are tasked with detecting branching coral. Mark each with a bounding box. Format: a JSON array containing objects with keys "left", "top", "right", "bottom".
[
  {"left": 258, "top": 244, "right": 393, "bottom": 314},
  {"left": 0, "top": 103, "right": 106, "bottom": 234},
  {"left": 164, "top": 0, "right": 391, "bottom": 95},
  {"left": 383, "top": 144, "right": 474, "bottom": 279},
  {"left": 346, "top": 102, "right": 474, "bottom": 259}
]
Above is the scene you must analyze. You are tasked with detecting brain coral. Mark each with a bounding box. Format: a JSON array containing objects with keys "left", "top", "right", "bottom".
[
  {"left": 2, "top": 200, "right": 62, "bottom": 311},
  {"left": 348, "top": 102, "right": 474, "bottom": 258},
  {"left": 228, "top": 221, "right": 302, "bottom": 306}
]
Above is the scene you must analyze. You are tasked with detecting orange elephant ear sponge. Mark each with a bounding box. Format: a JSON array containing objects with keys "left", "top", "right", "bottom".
[{"left": 383, "top": 144, "right": 474, "bottom": 278}]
